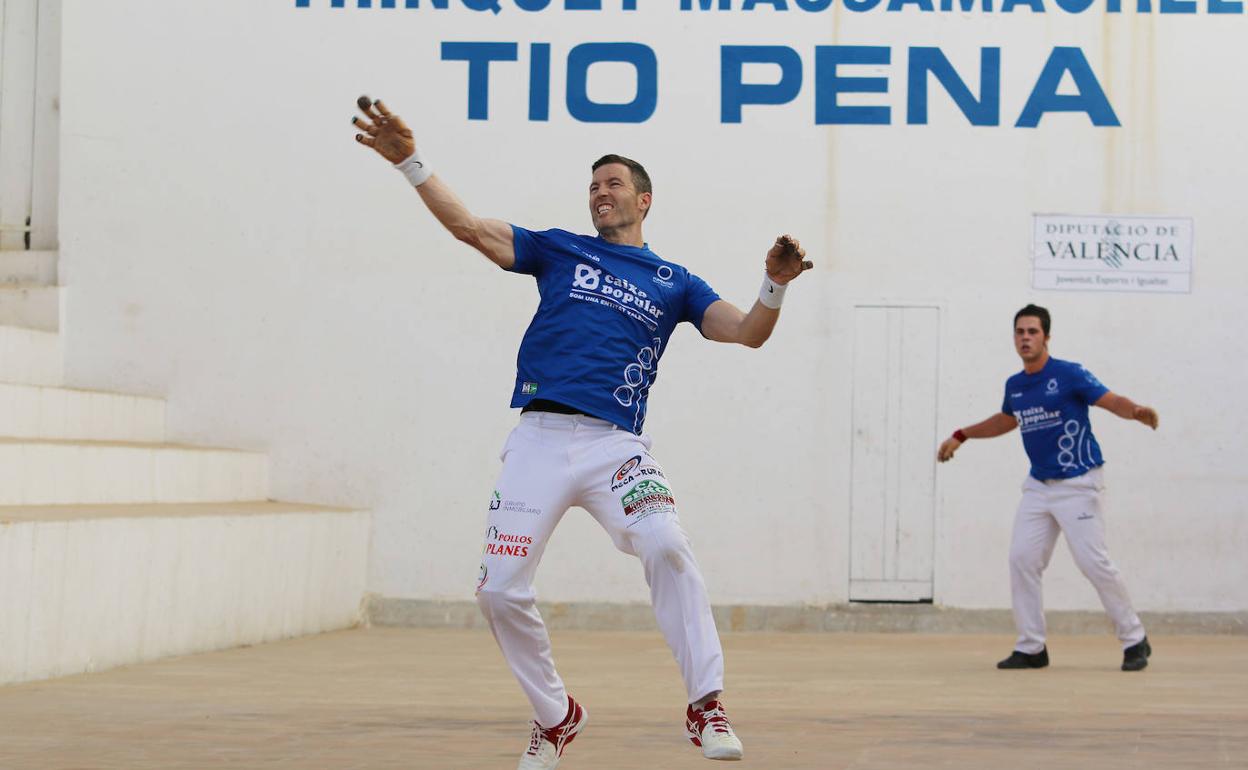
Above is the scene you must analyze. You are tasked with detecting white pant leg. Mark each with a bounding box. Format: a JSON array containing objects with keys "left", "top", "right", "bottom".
[
  {"left": 475, "top": 417, "right": 577, "bottom": 728},
  {"left": 1009, "top": 476, "right": 1062, "bottom": 654},
  {"left": 576, "top": 429, "right": 725, "bottom": 704},
  {"left": 1049, "top": 468, "right": 1146, "bottom": 649}
]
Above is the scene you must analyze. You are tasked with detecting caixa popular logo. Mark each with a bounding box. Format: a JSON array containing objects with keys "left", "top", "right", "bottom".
[
  {"left": 570, "top": 263, "right": 665, "bottom": 327},
  {"left": 573, "top": 263, "right": 601, "bottom": 291}
]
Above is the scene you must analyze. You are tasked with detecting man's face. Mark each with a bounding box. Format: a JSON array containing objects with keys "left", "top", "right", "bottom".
[
  {"left": 1014, "top": 315, "right": 1049, "bottom": 364},
  {"left": 589, "top": 163, "right": 650, "bottom": 233}
]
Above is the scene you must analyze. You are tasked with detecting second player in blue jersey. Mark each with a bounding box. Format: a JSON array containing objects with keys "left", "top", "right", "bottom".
[{"left": 938, "top": 304, "right": 1159, "bottom": 674}]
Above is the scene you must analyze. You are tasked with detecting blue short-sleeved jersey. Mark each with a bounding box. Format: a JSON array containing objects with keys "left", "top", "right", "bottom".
[
  {"left": 1001, "top": 357, "right": 1110, "bottom": 481},
  {"left": 507, "top": 226, "right": 721, "bottom": 434}
]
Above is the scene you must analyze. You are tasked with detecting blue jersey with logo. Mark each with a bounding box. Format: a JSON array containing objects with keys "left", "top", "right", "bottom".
[
  {"left": 507, "top": 226, "right": 721, "bottom": 434},
  {"left": 1001, "top": 357, "right": 1110, "bottom": 481}
]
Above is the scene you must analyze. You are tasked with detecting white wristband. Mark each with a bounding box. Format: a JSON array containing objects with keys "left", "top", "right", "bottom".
[
  {"left": 394, "top": 151, "right": 432, "bottom": 187},
  {"left": 759, "top": 272, "right": 786, "bottom": 309}
]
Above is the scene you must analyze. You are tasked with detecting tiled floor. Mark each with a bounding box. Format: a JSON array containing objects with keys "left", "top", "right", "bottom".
[{"left": 0, "top": 627, "right": 1243, "bottom": 769}]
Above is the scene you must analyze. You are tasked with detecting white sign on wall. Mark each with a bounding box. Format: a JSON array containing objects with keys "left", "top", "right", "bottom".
[{"left": 1032, "top": 214, "right": 1194, "bottom": 294}]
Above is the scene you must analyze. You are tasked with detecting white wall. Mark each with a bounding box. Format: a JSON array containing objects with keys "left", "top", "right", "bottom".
[{"left": 58, "top": 0, "right": 1248, "bottom": 612}]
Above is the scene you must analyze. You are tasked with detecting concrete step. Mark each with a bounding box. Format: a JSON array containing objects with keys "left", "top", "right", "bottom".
[
  {"left": 0, "top": 501, "right": 371, "bottom": 685},
  {"left": 0, "top": 285, "right": 60, "bottom": 331},
  {"left": 0, "top": 382, "right": 166, "bottom": 442},
  {"left": 0, "top": 325, "right": 62, "bottom": 386},
  {"left": 0, "top": 251, "right": 57, "bottom": 286},
  {"left": 0, "top": 439, "right": 267, "bottom": 505}
]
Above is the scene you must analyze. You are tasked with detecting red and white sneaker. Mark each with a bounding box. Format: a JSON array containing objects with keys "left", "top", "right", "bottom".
[
  {"left": 517, "top": 696, "right": 588, "bottom": 770},
  {"left": 686, "top": 700, "right": 744, "bottom": 761}
]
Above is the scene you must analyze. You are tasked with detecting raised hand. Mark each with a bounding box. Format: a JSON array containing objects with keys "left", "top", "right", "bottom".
[
  {"left": 766, "top": 235, "right": 814, "bottom": 285},
  {"left": 352, "top": 95, "right": 416, "bottom": 165}
]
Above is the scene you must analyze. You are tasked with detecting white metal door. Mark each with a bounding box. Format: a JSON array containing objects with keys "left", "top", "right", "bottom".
[
  {"left": 0, "top": 0, "right": 60, "bottom": 251},
  {"left": 849, "top": 305, "right": 940, "bottom": 602}
]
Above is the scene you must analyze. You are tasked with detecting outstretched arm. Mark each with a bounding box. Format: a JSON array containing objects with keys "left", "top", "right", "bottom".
[
  {"left": 1094, "top": 392, "right": 1159, "bottom": 429},
  {"left": 937, "top": 412, "right": 1019, "bottom": 462},
  {"left": 700, "top": 235, "right": 814, "bottom": 348},
  {"left": 352, "top": 96, "right": 515, "bottom": 270}
]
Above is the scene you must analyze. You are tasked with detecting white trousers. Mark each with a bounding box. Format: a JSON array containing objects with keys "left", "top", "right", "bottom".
[
  {"left": 475, "top": 412, "right": 724, "bottom": 728},
  {"left": 1009, "top": 467, "right": 1146, "bottom": 654}
]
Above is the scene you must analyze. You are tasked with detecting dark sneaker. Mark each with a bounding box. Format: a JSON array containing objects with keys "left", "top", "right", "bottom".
[
  {"left": 1122, "top": 637, "right": 1152, "bottom": 671},
  {"left": 997, "top": 647, "right": 1049, "bottom": 669}
]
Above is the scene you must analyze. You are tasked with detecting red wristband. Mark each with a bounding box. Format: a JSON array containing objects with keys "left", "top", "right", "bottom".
[{"left": 952, "top": 429, "right": 968, "bottom": 443}]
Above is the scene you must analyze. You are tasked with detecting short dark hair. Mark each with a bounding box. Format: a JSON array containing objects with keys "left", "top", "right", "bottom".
[
  {"left": 592, "top": 154, "right": 652, "bottom": 197},
  {"left": 1014, "top": 304, "right": 1051, "bottom": 336}
]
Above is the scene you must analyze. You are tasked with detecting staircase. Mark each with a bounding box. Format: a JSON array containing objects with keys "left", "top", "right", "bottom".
[{"left": 0, "top": 252, "right": 371, "bottom": 685}]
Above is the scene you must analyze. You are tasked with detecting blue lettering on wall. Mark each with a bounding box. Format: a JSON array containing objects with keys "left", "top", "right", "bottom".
[
  {"left": 888, "top": 0, "right": 935, "bottom": 11},
  {"left": 298, "top": 0, "right": 1242, "bottom": 11},
  {"left": 720, "top": 46, "right": 803, "bottom": 123},
  {"left": 566, "top": 43, "right": 658, "bottom": 123},
  {"left": 442, "top": 42, "right": 518, "bottom": 119},
  {"left": 429, "top": 41, "right": 1124, "bottom": 126},
  {"left": 1208, "top": 0, "right": 1244, "bottom": 12},
  {"left": 907, "top": 47, "right": 1001, "bottom": 125},
  {"left": 940, "top": 0, "right": 993, "bottom": 10},
  {"left": 529, "top": 43, "right": 551, "bottom": 120},
  {"left": 297, "top": 0, "right": 431, "bottom": 7},
  {"left": 814, "top": 46, "right": 891, "bottom": 125},
  {"left": 1016, "top": 47, "right": 1120, "bottom": 127}
]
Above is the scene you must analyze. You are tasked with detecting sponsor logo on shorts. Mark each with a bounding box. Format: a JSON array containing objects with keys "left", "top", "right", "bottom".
[
  {"left": 620, "top": 479, "right": 676, "bottom": 526},
  {"left": 610, "top": 455, "right": 664, "bottom": 492},
  {"left": 476, "top": 563, "right": 488, "bottom": 594},
  {"left": 489, "top": 490, "right": 501, "bottom": 511},
  {"left": 483, "top": 526, "right": 534, "bottom": 557},
  {"left": 614, "top": 456, "right": 641, "bottom": 482},
  {"left": 494, "top": 497, "right": 541, "bottom": 515}
]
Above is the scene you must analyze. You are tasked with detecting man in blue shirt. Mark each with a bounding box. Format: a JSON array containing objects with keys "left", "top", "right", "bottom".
[
  {"left": 353, "top": 96, "right": 812, "bottom": 768},
  {"left": 938, "top": 304, "right": 1158, "bottom": 673}
]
